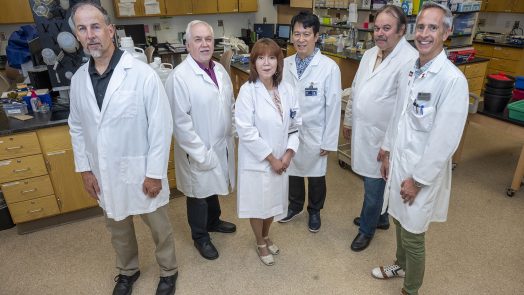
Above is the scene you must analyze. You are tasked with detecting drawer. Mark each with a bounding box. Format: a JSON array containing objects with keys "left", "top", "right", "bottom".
[
  {"left": 167, "top": 168, "right": 176, "bottom": 189},
  {"left": 488, "top": 58, "right": 519, "bottom": 73},
  {"left": 0, "top": 154, "right": 48, "bottom": 183},
  {"left": 464, "top": 62, "right": 488, "bottom": 78},
  {"left": 36, "top": 125, "right": 72, "bottom": 153},
  {"left": 467, "top": 76, "right": 484, "bottom": 92},
  {"left": 0, "top": 132, "right": 41, "bottom": 161},
  {"left": 457, "top": 65, "right": 466, "bottom": 73},
  {"left": 8, "top": 194, "right": 60, "bottom": 223},
  {"left": 474, "top": 44, "right": 493, "bottom": 57},
  {"left": 492, "top": 46, "right": 523, "bottom": 61},
  {"left": 1, "top": 175, "right": 54, "bottom": 204}
]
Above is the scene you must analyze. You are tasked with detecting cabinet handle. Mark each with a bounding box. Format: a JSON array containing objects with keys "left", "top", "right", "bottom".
[
  {"left": 13, "top": 168, "right": 30, "bottom": 173},
  {"left": 27, "top": 208, "right": 43, "bottom": 214},
  {"left": 47, "top": 150, "right": 66, "bottom": 156},
  {"left": 5, "top": 145, "right": 23, "bottom": 151},
  {"left": 21, "top": 188, "right": 37, "bottom": 194}
]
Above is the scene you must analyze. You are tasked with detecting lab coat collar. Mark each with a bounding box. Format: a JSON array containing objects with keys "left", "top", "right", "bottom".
[
  {"left": 254, "top": 79, "right": 278, "bottom": 111},
  {"left": 186, "top": 53, "right": 221, "bottom": 88},
  {"left": 425, "top": 49, "right": 447, "bottom": 74},
  {"left": 99, "top": 51, "right": 133, "bottom": 121},
  {"left": 286, "top": 49, "right": 322, "bottom": 80},
  {"left": 368, "top": 37, "right": 409, "bottom": 79}
]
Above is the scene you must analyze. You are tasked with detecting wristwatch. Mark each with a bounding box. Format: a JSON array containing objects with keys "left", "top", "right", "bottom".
[{"left": 413, "top": 178, "right": 425, "bottom": 188}]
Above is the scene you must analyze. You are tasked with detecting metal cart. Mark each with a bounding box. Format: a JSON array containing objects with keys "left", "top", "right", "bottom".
[{"left": 337, "top": 142, "right": 351, "bottom": 169}]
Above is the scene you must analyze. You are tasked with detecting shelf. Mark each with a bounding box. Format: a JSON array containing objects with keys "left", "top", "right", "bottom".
[
  {"left": 451, "top": 33, "right": 473, "bottom": 38},
  {"left": 320, "top": 23, "right": 372, "bottom": 32}
]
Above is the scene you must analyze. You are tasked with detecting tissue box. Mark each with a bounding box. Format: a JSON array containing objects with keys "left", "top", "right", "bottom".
[{"left": 23, "top": 93, "right": 53, "bottom": 112}]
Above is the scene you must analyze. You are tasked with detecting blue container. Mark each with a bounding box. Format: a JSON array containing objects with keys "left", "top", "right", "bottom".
[
  {"left": 516, "top": 76, "right": 524, "bottom": 90},
  {"left": 22, "top": 93, "right": 52, "bottom": 112}
]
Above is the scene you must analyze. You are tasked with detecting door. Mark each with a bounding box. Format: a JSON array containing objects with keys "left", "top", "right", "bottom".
[
  {"left": 218, "top": 0, "right": 239, "bottom": 13},
  {"left": 239, "top": 0, "right": 258, "bottom": 12},
  {"left": 165, "top": 0, "right": 193, "bottom": 15},
  {"left": 0, "top": 0, "right": 33, "bottom": 24},
  {"left": 45, "top": 149, "right": 98, "bottom": 213},
  {"left": 192, "top": 0, "right": 218, "bottom": 14}
]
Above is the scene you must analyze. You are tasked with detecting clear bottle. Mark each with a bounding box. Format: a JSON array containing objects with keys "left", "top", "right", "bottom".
[
  {"left": 119, "top": 37, "right": 148, "bottom": 64},
  {"left": 29, "top": 88, "right": 41, "bottom": 113}
]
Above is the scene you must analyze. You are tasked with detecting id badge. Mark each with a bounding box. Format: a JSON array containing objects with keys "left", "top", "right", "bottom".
[
  {"left": 417, "top": 92, "right": 431, "bottom": 101},
  {"left": 305, "top": 82, "right": 318, "bottom": 96}
]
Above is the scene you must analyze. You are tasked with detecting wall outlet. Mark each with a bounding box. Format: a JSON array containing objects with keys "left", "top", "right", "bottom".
[
  {"left": 218, "top": 20, "right": 223, "bottom": 27},
  {"left": 153, "top": 23, "right": 161, "bottom": 31}
]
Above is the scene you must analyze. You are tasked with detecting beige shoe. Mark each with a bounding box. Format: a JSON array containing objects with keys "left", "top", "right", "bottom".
[
  {"left": 263, "top": 236, "right": 280, "bottom": 255},
  {"left": 256, "top": 244, "right": 274, "bottom": 266}
]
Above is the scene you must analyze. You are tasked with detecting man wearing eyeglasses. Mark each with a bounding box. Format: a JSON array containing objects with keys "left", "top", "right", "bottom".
[
  {"left": 279, "top": 11, "right": 341, "bottom": 233},
  {"left": 343, "top": 5, "right": 417, "bottom": 252},
  {"left": 371, "top": 3, "right": 469, "bottom": 295}
]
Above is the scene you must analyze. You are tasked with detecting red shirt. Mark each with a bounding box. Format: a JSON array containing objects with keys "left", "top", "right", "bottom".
[{"left": 196, "top": 60, "right": 218, "bottom": 88}]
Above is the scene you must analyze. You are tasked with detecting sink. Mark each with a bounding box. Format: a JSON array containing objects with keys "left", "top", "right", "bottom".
[{"left": 49, "top": 109, "right": 70, "bottom": 121}]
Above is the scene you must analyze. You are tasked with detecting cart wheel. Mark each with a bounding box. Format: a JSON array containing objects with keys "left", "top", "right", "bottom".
[
  {"left": 506, "top": 188, "right": 515, "bottom": 197},
  {"left": 338, "top": 160, "right": 346, "bottom": 168},
  {"left": 452, "top": 163, "right": 457, "bottom": 170}
]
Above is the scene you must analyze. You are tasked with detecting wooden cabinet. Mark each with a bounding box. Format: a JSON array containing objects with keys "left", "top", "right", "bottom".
[
  {"left": 481, "top": 0, "right": 524, "bottom": 12},
  {"left": 239, "top": 0, "right": 258, "bottom": 12},
  {"left": 8, "top": 195, "right": 60, "bottom": 224},
  {"left": 114, "top": 0, "right": 166, "bottom": 17},
  {"left": 37, "top": 126, "right": 97, "bottom": 214},
  {"left": 193, "top": 0, "right": 218, "bottom": 14},
  {"left": 0, "top": 132, "right": 41, "bottom": 161},
  {"left": 291, "top": 0, "right": 313, "bottom": 8},
  {"left": 165, "top": 0, "right": 193, "bottom": 15},
  {"left": 0, "top": 0, "right": 33, "bottom": 24},
  {"left": 325, "top": 54, "right": 359, "bottom": 89},
  {"left": 218, "top": 0, "right": 239, "bottom": 13},
  {"left": 457, "top": 61, "right": 488, "bottom": 98}
]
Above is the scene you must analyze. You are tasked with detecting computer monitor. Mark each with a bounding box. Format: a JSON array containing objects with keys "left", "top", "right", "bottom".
[
  {"left": 28, "top": 37, "right": 44, "bottom": 66},
  {"left": 276, "top": 24, "right": 291, "bottom": 40},
  {"left": 254, "top": 24, "right": 275, "bottom": 39},
  {"left": 116, "top": 24, "right": 147, "bottom": 47}
]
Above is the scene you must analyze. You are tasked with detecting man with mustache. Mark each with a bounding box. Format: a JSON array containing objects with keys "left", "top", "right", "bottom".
[
  {"left": 166, "top": 20, "right": 237, "bottom": 260},
  {"left": 343, "top": 5, "right": 417, "bottom": 252},
  {"left": 371, "top": 2, "right": 469, "bottom": 294},
  {"left": 68, "top": 2, "right": 177, "bottom": 295}
]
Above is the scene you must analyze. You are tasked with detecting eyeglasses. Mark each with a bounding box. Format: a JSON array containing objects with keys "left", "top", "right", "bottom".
[
  {"left": 415, "top": 24, "right": 439, "bottom": 32},
  {"left": 292, "top": 32, "right": 313, "bottom": 38}
]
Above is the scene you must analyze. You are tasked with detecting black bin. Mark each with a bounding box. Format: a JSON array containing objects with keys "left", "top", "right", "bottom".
[{"left": 0, "top": 193, "right": 15, "bottom": 231}]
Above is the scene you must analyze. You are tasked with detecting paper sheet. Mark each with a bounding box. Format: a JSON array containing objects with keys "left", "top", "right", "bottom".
[
  {"left": 118, "top": 3, "right": 135, "bottom": 16},
  {"left": 348, "top": 3, "right": 358, "bottom": 23},
  {"left": 144, "top": 1, "right": 161, "bottom": 15},
  {"left": 119, "top": 0, "right": 136, "bottom": 3}
]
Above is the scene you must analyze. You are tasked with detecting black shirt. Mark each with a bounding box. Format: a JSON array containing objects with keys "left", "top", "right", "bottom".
[{"left": 88, "top": 49, "right": 124, "bottom": 110}]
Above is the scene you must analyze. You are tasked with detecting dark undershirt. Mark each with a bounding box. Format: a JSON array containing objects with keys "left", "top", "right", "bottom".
[{"left": 88, "top": 49, "right": 124, "bottom": 110}]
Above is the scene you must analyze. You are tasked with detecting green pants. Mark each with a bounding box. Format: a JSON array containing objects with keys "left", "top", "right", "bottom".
[{"left": 394, "top": 218, "right": 425, "bottom": 295}]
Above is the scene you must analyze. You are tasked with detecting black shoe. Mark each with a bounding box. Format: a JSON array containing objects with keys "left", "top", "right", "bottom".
[
  {"left": 208, "top": 220, "right": 236, "bottom": 233},
  {"left": 278, "top": 209, "right": 302, "bottom": 223},
  {"left": 350, "top": 232, "right": 372, "bottom": 252},
  {"left": 353, "top": 217, "right": 390, "bottom": 230},
  {"left": 308, "top": 213, "right": 321, "bottom": 233},
  {"left": 156, "top": 272, "right": 178, "bottom": 295},
  {"left": 194, "top": 240, "right": 219, "bottom": 260},
  {"left": 113, "top": 271, "right": 140, "bottom": 295}
]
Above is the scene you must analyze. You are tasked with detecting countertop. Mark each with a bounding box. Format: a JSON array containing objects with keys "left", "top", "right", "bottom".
[
  {"left": 473, "top": 40, "right": 524, "bottom": 49},
  {"left": 0, "top": 109, "right": 69, "bottom": 136}
]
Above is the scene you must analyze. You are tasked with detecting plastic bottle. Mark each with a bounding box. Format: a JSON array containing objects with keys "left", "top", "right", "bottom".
[
  {"left": 119, "top": 37, "right": 147, "bottom": 64},
  {"left": 337, "top": 34, "right": 345, "bottom": 53},
  {"left": 29, "top": 88, "right": 41, "bottom": 113}
]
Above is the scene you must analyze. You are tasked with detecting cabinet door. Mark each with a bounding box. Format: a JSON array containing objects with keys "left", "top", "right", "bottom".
[
  {"left": 143, "top": 0, "right": 166, "bottom": 15},
  {"left": 290, "top": 0, "right": 313, "bottom": 8},
  {"left": 513, "top": 0, "right": 524, "bottom": 12},
  {"left": 239, "top": 0, "right": 258, "bottom": 12},
  {"left": 193, "top": 0, "right": 218, "bottom": 14},
  {"left": 165, "top": 0, "right": 193, "bottom": 15},
  {"left": 483, "top": 0, "right": 514, "bottom": 12},
  {"left": 0, "top": 0, "right": 33, "bottom": 24},
  {"left": 45, "top": 149, "right": 97, "bottom": 213},
  {"left": 218, "top": 0, "right": 239, "bottom": 13},
  {"left": 114, "top": 0, "right": 144, "bottom": 17}
]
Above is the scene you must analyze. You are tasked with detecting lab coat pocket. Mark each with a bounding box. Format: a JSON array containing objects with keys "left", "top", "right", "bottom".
[
  {"left": 109, "top": 90, "right": 138, "bottom": 118},
  {"left": 192, "top": 149, "right": 218, "bottom": 171},
  {"left": 408, "top": 106, "right": 435, "bottom": 132},
  {"left": 120, "top": 155, "right": 147, "bottom": 184}
]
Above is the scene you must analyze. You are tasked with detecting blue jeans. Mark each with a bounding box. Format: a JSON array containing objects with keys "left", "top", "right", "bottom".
[{"left": 359, "top": 176, "right": 389, "bottom": 237}]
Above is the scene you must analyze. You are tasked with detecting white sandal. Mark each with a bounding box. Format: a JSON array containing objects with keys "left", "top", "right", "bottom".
[
  {"left": 256, "top": 244, "right": 274, "bottom": 266},
  {"left": 263, "top": 236, "right": 280, "bottom": 255}
]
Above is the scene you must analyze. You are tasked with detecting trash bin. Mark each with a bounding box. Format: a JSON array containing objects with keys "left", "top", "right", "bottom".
[{"left": 0, "top": 192, "right": 15, "bottom": 231}]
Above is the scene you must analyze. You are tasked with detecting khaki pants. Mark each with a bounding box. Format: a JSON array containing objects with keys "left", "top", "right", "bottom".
[
  {"left": 394, "top": 218, "right": 425, "bottom": 295},
  {"left": 105, "top": 204, "right": 178, "bottom": 277}
]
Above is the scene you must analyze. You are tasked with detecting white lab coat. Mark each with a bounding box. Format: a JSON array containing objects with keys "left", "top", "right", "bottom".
[
  {"left": 68, "top": 51, "right": 173, "bottom": 221},
  {"left": 283, "top": 50, "right": 341, "bottom": 177},
  {"left": 165, "top": 54, "right": 236, "bottom": 198},
  {"left": 344, "top": 38, "right": 417, "bottom": 178},
  {"left": 382, "top": 50, "right": 469, "bottom": 234},
  {"left": 235, "top": 80, "right": 301, "bottom": 220}
]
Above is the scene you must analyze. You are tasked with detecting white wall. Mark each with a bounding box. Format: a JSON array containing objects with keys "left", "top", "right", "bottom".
[{"left": 478, "top": 12, "right": 524, "bottom": 34}]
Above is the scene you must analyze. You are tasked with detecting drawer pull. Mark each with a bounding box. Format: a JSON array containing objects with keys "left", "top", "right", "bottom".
[
  {"left": 5, "top": 145, "right": 23, "bottom": 151},
  {"left": 13, "top": 168, "right": 31, "bottom": 173},
  {"left": 27, "top": 208, "right": 43, "bottom": 214},
  {"left": 21, "top": 188, "right": 37, "bottom": 194}
]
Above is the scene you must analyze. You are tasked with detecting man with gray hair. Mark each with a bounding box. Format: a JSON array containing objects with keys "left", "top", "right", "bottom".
[
  {"left": 166, "top": 20, "right": 236, "bottom": 260},
  {"left": 68, "top": 1, "right": 177, "bottom": 295},
  {"left": 371, "top": 2, "right": 468, "bottom": 295}
]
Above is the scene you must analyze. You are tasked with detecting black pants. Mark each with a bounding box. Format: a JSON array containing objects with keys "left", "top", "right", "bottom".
[
  {"left": 288, "top": 176, "right": 326, "bottom": 214},
  {"left": 186, "top": 195, "right": 221, "bottom": 243}
]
